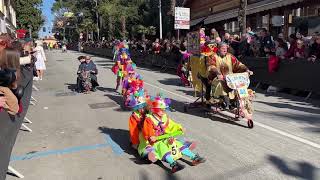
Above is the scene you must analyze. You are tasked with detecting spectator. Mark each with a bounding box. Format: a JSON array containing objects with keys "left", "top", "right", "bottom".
[
  {"left": 78, "top": 56, "right": 99, "bottom": 91},
  {"left": 277, "top": 33, "right": 289, "bottom": 50},
  {"left": 239, "top": 34, "right": 253, "bottom": 57},
  {"left": 287, "top": 39, "right": 306, "bottom": 59},
  {"left": 215, "top": 37, "right": 222, "bottom": 44},
  {"left": 34, "top": 42, "right": 47, "bottom": 81},
  {"left": 308, "top": 35, "right": 320, "bottom": 62},
  {"left": 210, "top": 28, "right": 219, "bottom": 40},
  {"left": 259, "top": 28, "right": 274, "bottom": 57},
  {"left": 275, "top": 38, "right": 287, "bottom": 59},
  {"left": 0, "top": 47, "right": 21, "bottom": 115},
  {"left": 223, "top": 32, "right": 231, "bottom": 45}
]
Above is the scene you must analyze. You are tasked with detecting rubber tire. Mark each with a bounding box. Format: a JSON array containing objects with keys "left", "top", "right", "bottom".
[{"left": 247, "top": 119, "right": 254, "bottom": 129}]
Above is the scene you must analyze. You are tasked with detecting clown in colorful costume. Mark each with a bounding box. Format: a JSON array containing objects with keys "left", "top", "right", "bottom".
[
  {"left": 207, "top": 43, "right": 252, "bottom": 110},
  {"left": 112, "top": 46, "right": 133, "bottom": 91},
  {"left": 140, "top": 96, "right": 206, "bottom": 173}
]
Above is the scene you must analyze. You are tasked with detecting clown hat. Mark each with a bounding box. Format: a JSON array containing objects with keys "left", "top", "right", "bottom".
[{"left": 146, "top": 95, "right": 171, "bottom": 110}]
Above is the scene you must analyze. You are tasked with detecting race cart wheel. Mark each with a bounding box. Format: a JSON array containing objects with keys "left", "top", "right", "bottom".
[
  {"left": 247, "top": 119, "right": 254, "bottom": 129},
  {"left": 184, "top": 105, "right": 188, "bottom": 112}
]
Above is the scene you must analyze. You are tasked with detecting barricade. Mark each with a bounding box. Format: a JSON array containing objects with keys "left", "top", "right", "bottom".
[
  {"left": 83, "top": 46, "right": 320, "bottom": 93},
  {"left": 0, "top": 67, "right": 33, "bottom": 179}
]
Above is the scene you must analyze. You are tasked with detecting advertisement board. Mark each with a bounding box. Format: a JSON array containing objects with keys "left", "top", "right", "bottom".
[{"left": 174, "top": 7, "right": 190, "bottom": 30}]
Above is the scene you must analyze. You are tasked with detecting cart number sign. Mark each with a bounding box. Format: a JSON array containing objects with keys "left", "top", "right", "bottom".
[
  {"left": 226, "top": 73, "right": 250, "bottom": 98},
  {"left": 226, "top": 73, "right": 250, "bottom": 89}
]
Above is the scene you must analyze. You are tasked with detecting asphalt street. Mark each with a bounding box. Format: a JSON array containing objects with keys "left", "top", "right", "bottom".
[{"left": 7, "top": 50, "right": 320, "bottom": 180}]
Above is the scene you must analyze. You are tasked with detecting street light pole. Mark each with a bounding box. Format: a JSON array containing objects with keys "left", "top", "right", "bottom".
[{"left": 159, "top": 0, "right": 163, "bottom": 40}]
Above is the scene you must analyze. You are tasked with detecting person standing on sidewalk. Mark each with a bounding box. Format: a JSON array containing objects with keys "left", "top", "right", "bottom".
[{"left": 34, "top": 42, "right": 47, "bottom": 80}]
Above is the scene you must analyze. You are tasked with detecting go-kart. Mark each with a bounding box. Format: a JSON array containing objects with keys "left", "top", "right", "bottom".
[{"left": 185, "top": 72, "right": 255, "bottom": 128}]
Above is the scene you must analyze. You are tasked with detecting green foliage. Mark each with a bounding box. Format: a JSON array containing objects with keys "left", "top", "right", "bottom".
[
  {"left": 15, "top": 0, "right": 45, "bottom": 37},
  {"left": 52, "top": 0, "right": 184, "bottom": 40}
]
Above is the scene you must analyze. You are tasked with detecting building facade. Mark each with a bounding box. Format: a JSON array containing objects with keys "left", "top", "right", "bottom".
[
  {"left": 0, "top": 0, "right": 17, "bottom": 35},
  {"left": 184, "top": 0, "right": 320, "bottom": 38}
]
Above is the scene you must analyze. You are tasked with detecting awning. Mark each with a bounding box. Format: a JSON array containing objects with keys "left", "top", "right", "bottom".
[
  {"left": 204, "top": 8, "right": 239, "bottom": 25},
  {"left": 190, "top": 17, "right": 206, "bottom": 26},
  {"left": 247, "top": 0, "right": 303, "bottom": 15}
]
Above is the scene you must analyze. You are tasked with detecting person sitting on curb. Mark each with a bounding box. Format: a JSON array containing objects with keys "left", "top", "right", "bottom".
[{"left": 77, "top": 56, "right": 99, "bottom": 92}]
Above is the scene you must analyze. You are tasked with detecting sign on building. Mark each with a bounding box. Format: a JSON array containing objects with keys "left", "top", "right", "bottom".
[{"left": 174, "top": 7, "right": 190, "bottom": 30}]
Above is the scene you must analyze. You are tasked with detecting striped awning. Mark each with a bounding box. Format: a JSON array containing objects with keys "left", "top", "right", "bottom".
[
  {"left": 204, "top": 8, "right": 239, "bottom": 25},
  {"left": 247, "top": 0, "right": 303, "bottom": 15}
]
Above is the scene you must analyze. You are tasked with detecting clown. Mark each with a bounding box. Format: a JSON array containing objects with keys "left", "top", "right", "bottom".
[
  {"left": 122, "top": 66, "right": 144, "bottom": 107},
  {"left": 140, "top": 96, "right": 206, "bottom": 173},
  {"left": 112, "top": 45, "right": 133, "bottom": 91}
]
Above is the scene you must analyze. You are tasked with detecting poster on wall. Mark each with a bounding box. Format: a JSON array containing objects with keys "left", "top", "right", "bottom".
[
  {"left": 174, "top": 7, "right": 190, "bottom": 30},
  {"left": 187, "top": 31, "right": 200, "bottom": 55}
]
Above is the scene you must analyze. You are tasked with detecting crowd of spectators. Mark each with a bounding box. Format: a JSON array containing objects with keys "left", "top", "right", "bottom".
[{"left": 80, "top": 27, "right": 320, "bottom": 62}]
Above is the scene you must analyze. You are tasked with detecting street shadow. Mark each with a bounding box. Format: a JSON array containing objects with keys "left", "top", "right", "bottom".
[
  {"left": 65, "top": 83, "right": 77, "bottom": 92},
  {"left": 255, "top": 100, "right": 320, "bottom": 115},
  {"left": 158, "top": 78, "right": 181, "bottom": 86},
  {"left": 96, "top": 63, "right": 113, "bottom": 68},
  {"left": 97, "top": 86, "right": 116, "bottom": 93},
  {"left": 261, "top": 90, "right": 320, "bottom": 108},
  {"left": 6, "top": 172, "right": 19, "bottom": 178},
  {"left": 268, "top": 155, "right": 317, "bottom": 180},
  {"left": 98, "top": 126, "right": 136, "bottom": 156},
  {"left": 169, "top": 98, "right": 249, "bottom": 129},
  {"left": 255, "top": 110, "right": 320, "bottom": 132},
  {"left": 104, "top": 93, "right": 130, "bottom": 112},
  {"left": 176, "top": 89, "right": 197, "bottom": 97}
]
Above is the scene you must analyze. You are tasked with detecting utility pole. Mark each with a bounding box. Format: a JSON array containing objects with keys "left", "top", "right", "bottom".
[
  {"left": 95, "top": 0, "right": 100, "bottom": 41},
  {"left": 159, "top": 0, "right": 163, "bottom": 40}
]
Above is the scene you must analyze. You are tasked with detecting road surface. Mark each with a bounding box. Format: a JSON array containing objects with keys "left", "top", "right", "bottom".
[{"left": 7, "top": 50, "right": 320, "bottom": 180}]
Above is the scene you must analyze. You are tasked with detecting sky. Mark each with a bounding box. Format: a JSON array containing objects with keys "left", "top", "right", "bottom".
[{"left": 38, "top": 0, "right": 55, "bottom": 38}]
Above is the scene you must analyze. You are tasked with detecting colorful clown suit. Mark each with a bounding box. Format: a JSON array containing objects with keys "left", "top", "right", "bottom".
[
  {"left": 112, "top": 46, "right": 133, "bottom": 90},
  {"left": 122, "top": 71, "right": 144, "bottom": 108},
  {"left": 140, "top": 96, "right": 205, "bottom": 172}
]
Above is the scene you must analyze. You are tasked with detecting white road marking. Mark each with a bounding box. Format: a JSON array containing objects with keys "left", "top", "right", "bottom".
[{"left": 144, "top": 81, "right": 320, "bottom": 150}]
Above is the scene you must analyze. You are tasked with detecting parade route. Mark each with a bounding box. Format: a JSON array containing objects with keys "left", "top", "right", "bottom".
[{"left": 7, "top": 50, "right": 320, "bottom": 180}]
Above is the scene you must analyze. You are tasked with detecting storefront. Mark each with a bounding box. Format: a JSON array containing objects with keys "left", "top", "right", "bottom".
[{"left": 185, "top": 0, "right": 320, "bottom": 38}]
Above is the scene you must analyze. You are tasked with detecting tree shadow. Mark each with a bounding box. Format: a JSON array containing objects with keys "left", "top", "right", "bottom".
[
  {"left": 268, "top": 155, "right": 317, "bottom": 180},
  {"left": 255, "top": 110, "right": 320, "bottom": 132},
  {"left": 158, "top": 78, "right": 181, "bottom": 86},
  {"left": 255, "top": 100, "right": 320, "bottom": 115},
  {"left": 261, "top": 90, "right": 320, "bottom": 108}
]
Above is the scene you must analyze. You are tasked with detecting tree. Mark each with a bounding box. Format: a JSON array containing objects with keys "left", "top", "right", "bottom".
[
  {"left": 132, "top": 25, "right": 156, "bottom": 40},
  {"left": 79, "top": 18, "right": 96, "bottom": 41},
  {"left": 15, "top": 0, "right": 45, "bottom": 38}
]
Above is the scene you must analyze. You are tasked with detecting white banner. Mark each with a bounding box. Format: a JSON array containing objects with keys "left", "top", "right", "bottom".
[{"left": 174, "top": 7, "right": 190, "bottom": 30}]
